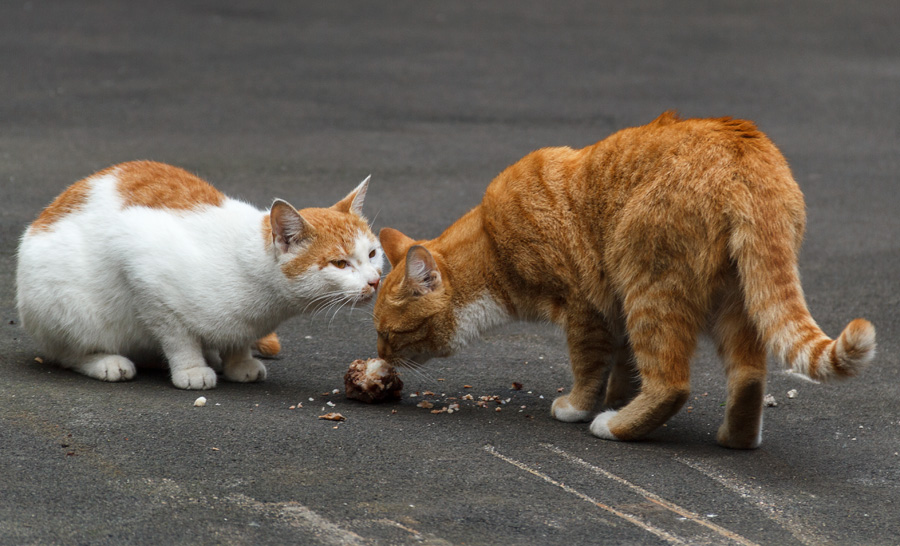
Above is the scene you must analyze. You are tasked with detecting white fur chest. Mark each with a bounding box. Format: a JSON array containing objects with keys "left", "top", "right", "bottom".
[{"left": 450, "top": 292, "right": 510, "bottom": 352}]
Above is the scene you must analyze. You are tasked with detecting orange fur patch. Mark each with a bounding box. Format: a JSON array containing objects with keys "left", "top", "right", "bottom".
[
  {"left": 280, "top": 207, "right": 372, "bottom": 278},
  {"left": 116, "top": 161, "right": 225, "bottom": 210},
  {"left": 30, "top": 177, "right": 95, "bottom": 232},
  {"left": 261, "top": 215, "right": 274, "bottom": 248},
  {"left": 253, "top": 333, "right": 281, "bottom": 356}
]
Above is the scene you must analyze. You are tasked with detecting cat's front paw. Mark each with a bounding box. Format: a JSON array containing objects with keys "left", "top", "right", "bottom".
[
  {"left": 589, "top": 410, "right": 622, "bottom": 441},
  {"left": 172, "top": 367, "right": 217, "bottom": 390},
  {"left": 716, "top": 422, "right": 762, "bottom": 450},
  {"left": 550, "top": 395, "right": 593, "bottom": 422},
  {"left": 224, "top": 357, "right": 267, "bottom": 383}
]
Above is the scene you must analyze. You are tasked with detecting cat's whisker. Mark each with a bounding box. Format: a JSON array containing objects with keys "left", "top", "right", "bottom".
[
  {"left": 306, "top": 299, "right": 338, "bottom": 319},
  {"left": 370, "top": 207, "right": 382, "bottom": 225},
  {"left": 328, "top": 297, "right": 354, "bottom": 327},
  {"left": 301, "top": 290, "right": 349, "bottom": 315},
  {"left": 392, "top": 356, "right": 439, "bottom": 386},
  {"left": 350, "top": 303, "right": 377, "bottom": 321},
  {"left": 311, "top": 297, "right": 348, "bottom": 323},
  {"left": 306, "top": 288, "right": 376, "bottom": 325}
]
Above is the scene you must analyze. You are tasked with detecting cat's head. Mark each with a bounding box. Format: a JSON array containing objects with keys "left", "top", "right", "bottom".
[
  {"left": 268, "top": 176, "right": 383, "bottom": 307},
  {"left": 373, "top": 228, "right": 458, "bottom": 366}
]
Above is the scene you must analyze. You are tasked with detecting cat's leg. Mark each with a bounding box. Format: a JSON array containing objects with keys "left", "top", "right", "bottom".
[
  {"left": 590, "top": 293, "right": 699, "bottom": 441},
  {"left": 551, "top": 310, "right": 617, "bottom": 423},
  {"left": 203, "top": 347, "right": 223, "bottom": 372},
  {"left": 162, "top": 335, "right": 217, "bottom": 390},
  {"left": 59, "top": 353, "right": 137, "bottom": 382},
  {"left": 711, "top": 287, "right": 767, "bottom": 449},
  {"left": 602, "top": 344, "right": 641, "bottom": 409},
  {"left": 223, "top": 346, "right": 267, "bottom": 383}
]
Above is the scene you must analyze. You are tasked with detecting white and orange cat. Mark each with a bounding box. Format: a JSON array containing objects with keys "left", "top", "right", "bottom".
[
  {"left": 17, "top": 161, "right": 383, "bottom": 390},
  {"left": 374, "top": 112, "right": 876, "bottom": 448}
]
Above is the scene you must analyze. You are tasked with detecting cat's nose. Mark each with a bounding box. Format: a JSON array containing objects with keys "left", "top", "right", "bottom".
[{"left": 368, "top": 278, "right": 380, "bottom": 290}]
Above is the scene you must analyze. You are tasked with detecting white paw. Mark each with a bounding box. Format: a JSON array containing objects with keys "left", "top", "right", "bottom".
[
  {"left": 82, "top": 355, "right": 136, "bottom": 382},
  {"left": 550, "top": 396, "right": 593, "bottom": 422},
  {"left": 172, "top": 367, "right": 217, "bottom": 390},
  {"left": 590, "top": 410, "right": 622, "bottom": 440},
  {"left": 224, "top": 357, "right": 267, "bottom": 383}
]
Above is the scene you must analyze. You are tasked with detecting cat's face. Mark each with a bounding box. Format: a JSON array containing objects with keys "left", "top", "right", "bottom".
[
  {"left": 373, "top": 229, "right": 457, "bottom": 366},
  {"left": 269, "top": 177, "right": 383, "bottom": 308}
]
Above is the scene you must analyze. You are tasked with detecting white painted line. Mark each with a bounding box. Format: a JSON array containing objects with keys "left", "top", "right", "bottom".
[
  {"left": 675, "top": 456, "right": 831, "bottom": 546},
  {"left": 228, "top": 493, "right": 368, "bottom": 546},
  {"left": 374, "top": 518, "right": 424, "bottom": 539},
  {"left": 373, "top": 519, "right": 454, "bottom": 546},
  {"left": 543, "top": 444, "right": 761, "bottom": 546},
  {"left": 483, "top": 445, "right": 689, "bottom": 545}
]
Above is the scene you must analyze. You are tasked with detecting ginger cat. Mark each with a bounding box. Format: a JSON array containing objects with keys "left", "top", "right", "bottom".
[
  {"left": 373, "top": 112, "right": 875, "bottom": 449},
  {"left": 17, "top": 161, "right": 383, "bottom": 390}
]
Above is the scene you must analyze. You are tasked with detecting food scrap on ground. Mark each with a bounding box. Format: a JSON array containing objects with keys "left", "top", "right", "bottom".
[
  {"left": 318, "top": 412, "right": 346, "bottom": 421},
  {"left": 344, "top": 358, "right": 404, "bottom": 403}
]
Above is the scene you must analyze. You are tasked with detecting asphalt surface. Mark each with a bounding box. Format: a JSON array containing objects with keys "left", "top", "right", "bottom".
[{"left": 2, "top": 1, "right": 899, "bottom": 545}]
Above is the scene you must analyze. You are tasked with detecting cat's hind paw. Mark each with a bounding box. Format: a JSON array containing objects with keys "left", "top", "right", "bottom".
[
  {"left": 224, "top": 357, "right": 267, "bottom": 383},
  {"left": 69, "top": 354, "right": 136, "bottom": 382},
  {"left": 550, "top": 395, "right": 593, "bottom": 422},
  {"left": 172, "top": 367, "right": 217, "bottom": 390}
]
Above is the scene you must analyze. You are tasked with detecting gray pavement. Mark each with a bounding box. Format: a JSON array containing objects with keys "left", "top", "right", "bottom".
[{"left": 2, "top": 1, "right": 899, "bottom": 545}]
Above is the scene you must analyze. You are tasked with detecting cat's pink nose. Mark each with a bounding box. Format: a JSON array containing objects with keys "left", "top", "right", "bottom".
[{"left": 368, "top": 278, "right": 380, "bottom": 290}]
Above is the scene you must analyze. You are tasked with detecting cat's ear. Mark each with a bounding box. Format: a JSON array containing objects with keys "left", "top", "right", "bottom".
[
  {"left": 405, "top": 245, "right": 442, "bottom": 295},
  {"left": 332, "top": 175, "right": 370, "bottom": 216},
  {"left": 270, "top": 199, "right": 312, "bottom": 253},
  {"left": 380, "top": 227, "right": 415, "bottom": 267}
]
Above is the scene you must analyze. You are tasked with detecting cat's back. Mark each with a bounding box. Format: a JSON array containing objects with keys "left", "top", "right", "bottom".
[
  {"left": 597, "top": 112, "right": 791, "bottom": 189},
  {"left": 484, "top": 112, "right": 796, "bottom": 224},
  {"left": 25, "top": 160, "right": 227, "bottom": 238},
  {"left": 478, "top": 113, "right": 803, "bottom": 301},
  {"left": 18, "top": 161, "right": 243, "bottom": 303}
]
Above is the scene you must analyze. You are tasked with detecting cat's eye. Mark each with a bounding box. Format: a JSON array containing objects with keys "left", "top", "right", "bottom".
[
  {"left": 332, "top": 260, "right": 348, "bottom": 269},
  {"left": 369, "top": 249, "right": 377, "bottom": 259}
]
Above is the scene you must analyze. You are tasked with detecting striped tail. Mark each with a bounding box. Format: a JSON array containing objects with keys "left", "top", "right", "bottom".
[{"left": 730, "top": 213, "right": 875, "bottom": 381}]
